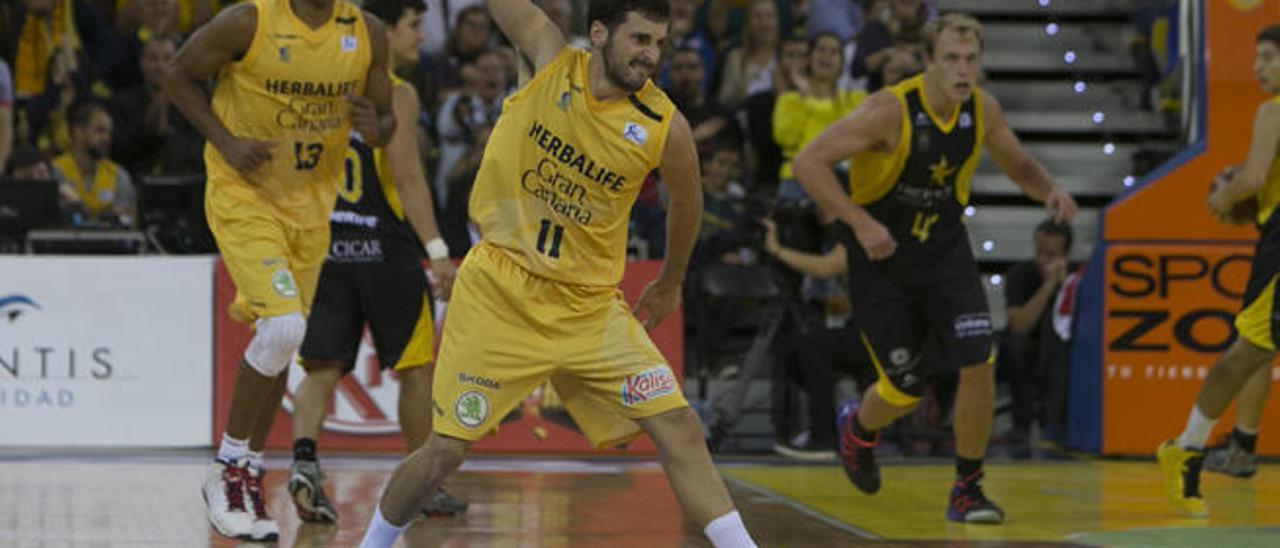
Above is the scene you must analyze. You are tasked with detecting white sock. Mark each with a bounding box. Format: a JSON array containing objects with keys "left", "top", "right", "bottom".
[
  {"left": 247, "top": 450, "right": 265, "bottom": 471},
  {"left": 359, "top": 506, "right": 407, "bottom": 548},
  {"left": 704, "top": 511, "right": 756, "bottom": 548},
  {"left": 217, "top": 434, "right": 249, "bottom": 464},
  {"left": 1178, "top": 405, "right": 1217, "bottom": 450},
  {"left": 1236, "top": 423, "right": 1259, "bottom": 435}
]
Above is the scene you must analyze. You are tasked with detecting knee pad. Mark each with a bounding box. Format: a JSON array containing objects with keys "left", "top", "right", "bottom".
[{"left": 245, "top": 312, "right": 307, "bottom": 377}]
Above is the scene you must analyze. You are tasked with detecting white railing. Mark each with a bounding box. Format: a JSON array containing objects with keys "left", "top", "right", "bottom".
[{"left": 1178, "top": 0, "right": 1204, "bottom": 147}]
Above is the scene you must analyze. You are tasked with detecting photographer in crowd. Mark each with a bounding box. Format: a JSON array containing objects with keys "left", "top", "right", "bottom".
[{"left": 760, "top": 216, "right": 874, "bottom": 459}]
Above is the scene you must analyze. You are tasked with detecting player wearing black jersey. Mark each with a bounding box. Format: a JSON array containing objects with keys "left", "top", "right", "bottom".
[{"left": 793, "top": 13, "right": 1077, "bottom": 524}]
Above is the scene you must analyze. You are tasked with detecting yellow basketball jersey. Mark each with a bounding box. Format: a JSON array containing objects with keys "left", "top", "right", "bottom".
[
  {"left": 205, "top": 0, "right": 371, "bottom": 228},
  {"left": 1254, "top": 96, "right": 1280, "bottom": 225},
  {"left": 468, "top": 47, "right": 676, "bottom": 286}
]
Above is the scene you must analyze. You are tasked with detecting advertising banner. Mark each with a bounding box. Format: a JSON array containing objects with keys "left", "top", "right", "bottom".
[
  {"left": 1, "top": 257, "right": 214, "bottom": 446},
  {"left": 1101, "top": 244, "right": 1279, "bottom": 455},
  {"left": 214, "top": 260, "right": 683, "bottom": 454},
  {"left": 1072, "top": 0, "right": 1280, "bottom": 454}
]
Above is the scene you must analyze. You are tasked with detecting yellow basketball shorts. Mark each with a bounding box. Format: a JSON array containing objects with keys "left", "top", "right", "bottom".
[
  {"left": 206, "top": 181, "right": 330, "bottom": 323},
  {"left": 432, "top": 242, "right": 688, "bottom": 449}
]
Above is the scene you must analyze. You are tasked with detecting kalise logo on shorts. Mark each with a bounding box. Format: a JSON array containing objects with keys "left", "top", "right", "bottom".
[{"left": 620, "top": 365, "right": 676, "bottom": 407}]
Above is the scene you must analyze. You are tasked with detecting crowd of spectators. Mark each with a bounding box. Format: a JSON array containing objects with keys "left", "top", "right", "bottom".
[
  {"left": 0, "top": 0, "right": 940, "bottom": 233},
  {"left": 1, "top": 0, "right": 1106, "bottom": 455}
]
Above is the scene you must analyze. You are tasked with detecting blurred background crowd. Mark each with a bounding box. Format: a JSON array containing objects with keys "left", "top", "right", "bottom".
[{"left": 0, "top": 0, "right": 1188, "bottom": 457}]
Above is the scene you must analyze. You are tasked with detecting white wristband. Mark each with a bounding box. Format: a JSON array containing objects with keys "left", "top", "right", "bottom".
[{"left": 424, "top": 238, "right": 450, "bottom": 260}]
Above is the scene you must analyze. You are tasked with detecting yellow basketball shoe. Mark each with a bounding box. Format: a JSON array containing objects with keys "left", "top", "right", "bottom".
[{"left": 1157, "top": 439, "right": 1208, "bottom": 517}]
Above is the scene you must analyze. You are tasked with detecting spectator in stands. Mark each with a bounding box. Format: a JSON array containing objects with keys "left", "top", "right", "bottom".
[
  {"left": 415, "top": 4, "right": 493, "bottom": 113},
  {"left": 1000, "top": 221, "right": 1075, "bottom": 444},
  {"left": 687, "top": 142, "right": 753, "bottom": 387},
  {"left": 664, "top": 0, "right": 717, "bottom": 96},
  {"left": 806, "top": 0, "right": 863, "bottom": 43},
  {"left": 715, "top": 0, "right": 779, "bottom": 110},
  {"left": 115, "top": 0, "right": 179, "bottom": 39},
  {"left": 492, "top": 44, "right": 521, "bottom": 94},
  {"left": 416, "top": 0, "right": 483, "bottom": 57},
  {"left": 535, "top": 0, "right": 589, "bottom": 49},
  {"left": 9, "top": 0, "right": 125, "bottom": 100},
  {"left": 703, "top": 0, "right": 797, "bottom": 56},
  {"left": 23, "top": 35, "right": 95, "bottom": 153},
  {"left": 0, "top": 59, "right": 12, "bottom": 173},
  {"left": 666, "top": 47, "right": 739, "bottom": 152},
  {"left": 696, "top": 144, "right": 751, "bottom": 268},
  {"left": 743, "top": 32, "right": 807, "bottom": 191},
  {"left": 773, "top": 32, "right": 865, "bottom": 199},
  {"left": 434, "top": 48, "right": 508, "bottom": 207},
  {"left": 115, "top": 0, "right": 219, "bottom": 37},
  {"left": 878, "top": 46, "right": 923, "bottom": 88},
  {"left": 51, "top": 101, "right": 136, "bottom": 227},
  {"left": 788, "top": 0, "right": 809, "bottom": 30},
  {"left": 439, "top": 122, "right": 492, "bottom": 259},
  {"left": 109, "top": 0, "right": 189, "bottom": 88},
  {"left": 850, "top": 0, "right": 930, "bottom": 91},
  {"left": 110, "top": 36, "right": 204, "bottom": 176}
]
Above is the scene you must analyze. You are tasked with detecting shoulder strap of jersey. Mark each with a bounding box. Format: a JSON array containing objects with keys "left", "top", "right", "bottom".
[
  {"left": 235, "top": 0, "right": 270, "bottom": 68},
  {"left": 505, "top": 46, "right": 579, "bottom": 104},
  {"left": 630, "top": 82, "right": 677, "bottom": 170}
]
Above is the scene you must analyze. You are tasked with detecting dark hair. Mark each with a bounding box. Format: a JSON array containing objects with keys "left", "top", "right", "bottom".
[
  {"left": 455, "top": 4, "right": 488, "bottom": 23},
  {"left": 1258, "top": 25, "right": 1280, "bottom": 49},
  {"left": 782, "top": 27, "right": 808, "bottom": 44},
  {"left": 1035, "top": 219, "right": 1073, "bottom": 252},
  {"left": 808, "top": 30, "right": 843, "bottom": 51},
  {"left": 808, "top": 31, "right": 845, "bottom": 59},
  {"left": 364, "top": 0, "right": 427, "bottom": 26},
  {"left": 587, "top": 0, "right": 670, "bottom": 33},
  {"left": 669, "top": 45, "right": 701, "bottom": 61},
  {"left": 69, "top": 100, "right": 108, "bottom": 129}
]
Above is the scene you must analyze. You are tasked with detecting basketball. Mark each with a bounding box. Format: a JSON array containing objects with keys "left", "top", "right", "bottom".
[{"left": 1211, "top": 165, "right": 1258, "bottom": 224}]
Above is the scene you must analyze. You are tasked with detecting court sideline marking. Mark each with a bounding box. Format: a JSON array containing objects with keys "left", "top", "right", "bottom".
[{"left": 723, "top": 473, "right": 881, "bottom": 540}]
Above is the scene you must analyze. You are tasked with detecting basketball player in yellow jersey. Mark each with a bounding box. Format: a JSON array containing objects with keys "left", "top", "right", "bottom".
[
  {"left": 360, "top": 0, "right": 757, "bottom": 546},
  {"left": 164, "top": 0, "right": 394, "bottom": 541},
  {"left": 1158, "top": 24, "right": 1280, "bottom": 517},
  {"left": 794, "top": 14, "right": 1077, "bottom": 524}
]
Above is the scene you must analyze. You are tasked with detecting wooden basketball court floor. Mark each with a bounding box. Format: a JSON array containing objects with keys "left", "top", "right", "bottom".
[{"left": 1, "top": 451, "right": 1277, "bottom": 547}]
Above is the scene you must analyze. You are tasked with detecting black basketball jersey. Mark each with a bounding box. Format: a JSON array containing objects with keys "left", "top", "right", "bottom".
[
  {"left": 328, "top": 135, "right": 423, "bottom": 263},
  {"left": 846, "top": 75, "right": 984, "bottom": 253}
]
